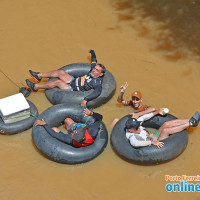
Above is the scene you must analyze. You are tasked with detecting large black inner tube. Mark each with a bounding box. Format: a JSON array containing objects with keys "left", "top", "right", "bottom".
[
  {"left": 45, "top": 63, "right": 116, "bottom": 108},
  {"left": 32, "top": 104, "right": 108, "bottom": 164},
  {"left": 0, "top": 100, "right": 38, "bottom": 135},
  {"left": 111, "top": 114, "right": 188, "bottom": 165}
]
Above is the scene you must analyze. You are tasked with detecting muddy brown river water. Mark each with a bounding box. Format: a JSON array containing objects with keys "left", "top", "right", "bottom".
[{"left": 0, "top": 0, "right": 200, "bottom": 199}]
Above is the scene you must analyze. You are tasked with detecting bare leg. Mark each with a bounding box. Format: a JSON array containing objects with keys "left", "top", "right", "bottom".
[
  {"left": 63, "top": 118, "right": 75, "bottom": 131},
  {"left": 35, "top": 79, "right": 71, "bottom": 90},
  {"left": 51, "top": 118, "right": 74, "bottom": 133},
  {"left": 38, "top": 70, "right": 73, "bottom": 83},
  {"left": 111, "top": 118, "right": 119, "bottom": 129},
  {"left": 52, "top": 127, "right": 61, "bottom": 133},
  {"left": 158, "top": 119, "right": 189, "bottom": 140}
]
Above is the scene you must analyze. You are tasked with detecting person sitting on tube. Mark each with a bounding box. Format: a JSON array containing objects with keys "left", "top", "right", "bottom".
[
  {"left": 25, "top": 50, "right": 106, "bottom": 107},
  {"left": 125, "top": 109, "right": 200, "bottom": 148},
  {"left": 35, "top": 108, "right": 102, "bottom": 148}
]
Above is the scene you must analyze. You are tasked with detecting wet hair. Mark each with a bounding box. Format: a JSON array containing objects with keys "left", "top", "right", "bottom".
[{"left": 97, "top": 63, "right": 106, "bottom": 74}]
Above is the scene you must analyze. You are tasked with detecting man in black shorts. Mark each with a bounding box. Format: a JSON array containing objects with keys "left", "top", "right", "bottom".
[
  {"left": 35, "top": 108, "right": 102, "bottom": 148},
  {"left": 26, "top": 50, "right": 106, "bottom": 106}
]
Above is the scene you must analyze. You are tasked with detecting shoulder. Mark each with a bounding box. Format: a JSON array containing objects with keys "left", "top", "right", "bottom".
[
  {"left": 137, "top": 105, "right": 149, "bottom": 111},
  {"left": 93, "top": 77, "right": 102, "bottom": 85},
  {"left": 124, "top": 100, "right": 131, "bottom": 106}
]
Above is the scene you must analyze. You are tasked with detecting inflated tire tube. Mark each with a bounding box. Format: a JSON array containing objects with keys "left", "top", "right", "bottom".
[
  {"left": 111, "top": 114, "right": 188, "bottom": 165},
  {"left": 45, "top": 63, "right": 116, "bottom": 108},
  {"left": 0, "top": 100, "right": 38, "bottom": 135},
  {"left": 32, "top": 104, "right": 108, "bottom": 164}
]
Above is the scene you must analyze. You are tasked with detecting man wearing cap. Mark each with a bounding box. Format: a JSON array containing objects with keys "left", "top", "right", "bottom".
[
  {"left": 125, "top": 109, "right": 200, "bottom": 148},
  {"left": 35, "top": 108, "right": 102, "bottom": 148},
  {"left": 111, "top": 82, "right": 154, "bottom": 128},
  {"left": 117, "top": 82, "right": 150, "bottom": 111}
]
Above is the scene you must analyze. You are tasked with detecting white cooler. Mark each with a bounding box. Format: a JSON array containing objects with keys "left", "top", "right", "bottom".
[{"left": 0, "top": 93, "right": 30, "bottom": 124}]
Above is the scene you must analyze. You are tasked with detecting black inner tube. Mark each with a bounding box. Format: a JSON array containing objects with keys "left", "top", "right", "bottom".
[
  {"left": 111, "top": 114, "right": 188, "bottom": 165},
  {"left": 45, "top": 63, "right": 116, "bottom": 108},
  {"left": 32, "top": 104, "right": 108, "bottom": 164}
]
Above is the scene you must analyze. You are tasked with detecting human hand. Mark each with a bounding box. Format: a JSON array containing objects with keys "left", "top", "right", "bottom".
[
  {"left": 88, "top": 49, "right": 94, "bottom": 53},
  {"left": 35, "top": 119, "right": 47, "bottom": 126},
  {"left": 81, "top": 100, "right": 87, "bottom": 107},
  {"left": 83, "top": 108, "right": 93, "bottom": 117},
  {"left": 130, "top": 113, "right": 139, "bottom": 119},
  {"left": 120, "top": 82, "right": 128, "bottom": 93},
  {"left": 151, "top": 140, "right": 164, "bottom": 148},
  {"left": 158, "top": 108, "right": 165, "bottom": 115}
]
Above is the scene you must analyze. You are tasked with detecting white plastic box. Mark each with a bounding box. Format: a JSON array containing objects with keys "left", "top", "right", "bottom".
[{"left": 0, "top": 93, "right": 30, "bottom": 124}]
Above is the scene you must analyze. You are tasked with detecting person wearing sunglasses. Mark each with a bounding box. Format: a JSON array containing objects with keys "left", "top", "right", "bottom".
[
  {"left": 35, "top": 108, "right": 102, "bottom": 148},
  {"left": 125, "top": 109, "right": 200, "bottom": 148}
]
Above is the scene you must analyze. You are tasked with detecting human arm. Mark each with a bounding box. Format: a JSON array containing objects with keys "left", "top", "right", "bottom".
[
  {"left": 129, "top": 134, "right": 164, "bottom": 148},
  {"left": 133, "top": 108, "right": 164, "bottom": 123},
  {"left": 83, "top": 108, "right": 103, "bottom": 121},
  {"left": 151, "top": 140, "right": 164, "bottom": 148},
  {"left": 83, "top": 108, "right": 102, "bottom": 139},
  {"left": 89, "top": 49, "right": 97, "bottom": 63},
  {"left": 117, "top": 82, "right": 128, "bottom": 104},
  {"left": 130, "top": 138, "right": 151, "bottom": 147},
  {"left": 35, "top": 119, "right": 73, "bottom": 145},
  {"left": 130, "top": 107, "right": 156, "bottom": 119},
  {"left": 83, "top": 83, "right": 102, "bottom": 102},
  {"left": 81, "top": 100, "right": 87, "bottom": 107},
  {"left": 43, "top": 124, "right": 73, "bottom": 145}
]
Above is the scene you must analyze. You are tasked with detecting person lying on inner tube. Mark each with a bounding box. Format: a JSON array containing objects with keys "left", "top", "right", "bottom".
[
  {"left": 125, "top": 109, "right": 200, "bottom": 148},
  {"left": 35, "top": 108, "right": 102, "bottom": 148},
  {"left": 25, "top": 50, "right": 106, "bottom": 107}
]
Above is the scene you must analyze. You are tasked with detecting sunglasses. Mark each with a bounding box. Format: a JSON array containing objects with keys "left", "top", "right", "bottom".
[{"left": 132, "top": 97, "right": 140, "bottom": 101}]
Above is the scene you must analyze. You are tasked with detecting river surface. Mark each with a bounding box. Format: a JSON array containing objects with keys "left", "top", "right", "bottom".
[{"left": 0, "top": 0, "right": 200, "bottom": 199}]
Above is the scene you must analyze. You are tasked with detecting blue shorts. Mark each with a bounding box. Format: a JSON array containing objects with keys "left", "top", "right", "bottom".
[{"left": 68, "top": 122, "right": 86, "bottom": 132}]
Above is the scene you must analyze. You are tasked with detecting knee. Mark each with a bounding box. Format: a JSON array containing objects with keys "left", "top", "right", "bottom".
[
  {"left": 160, "top": 127, "right": 170, "bottom": 135},
  {"left": 64, "top": 118, "right": 72, "bottom": 124},
  {"left": 54, "top": 79, "right": 65, "bottom": 86},
  {"left": 59, "top": 70, "right": 66, "bottom": 75},
  {"left": 162, "top": 121, "right": 171, "bottom": 128},
  {"left": 52, "top": 127, "right": 60, "bottom": 133}
]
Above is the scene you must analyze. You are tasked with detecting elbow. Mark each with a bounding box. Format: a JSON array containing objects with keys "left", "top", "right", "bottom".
[
  {"left": 130, "top": 140, "right": 139, "bottom": 147},
  {"left": 148, "top": 106, "right": 156, "bottom": 112},
  {"left": 117, "top": 98, "right": 122, "bottom": 103}
]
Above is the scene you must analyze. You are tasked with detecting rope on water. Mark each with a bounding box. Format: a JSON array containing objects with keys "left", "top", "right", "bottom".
[{"left": 0, "top": 69, "right": 20, "bottom": 88}]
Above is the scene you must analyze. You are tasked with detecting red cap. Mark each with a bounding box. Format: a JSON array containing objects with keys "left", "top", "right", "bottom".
[{"left": 131, "top": 91, "right": 142, "bottom": 99}]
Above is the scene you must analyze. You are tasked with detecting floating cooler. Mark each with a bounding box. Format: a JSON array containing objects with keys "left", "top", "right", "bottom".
[{"left": 0, "top": 93, "right": 30, "bottom": 124}]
